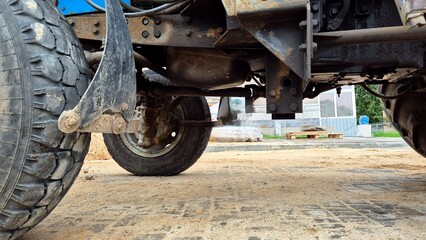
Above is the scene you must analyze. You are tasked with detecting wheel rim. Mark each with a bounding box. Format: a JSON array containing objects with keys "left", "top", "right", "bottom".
[{"left": 119, "top": 105, "right": 185, "bottom": 158}]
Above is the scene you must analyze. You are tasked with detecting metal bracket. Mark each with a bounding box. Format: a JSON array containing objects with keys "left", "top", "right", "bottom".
[
  {"left": 236, "top": 0, "right": 312, "bottom": 90},
  {"left": 299, "top": 2, "right": 318, "bottom": 90},
  {"left": 58, "top": 0, "right": 136, "bottom": 134},
  {"left": 395, "top": 0, "right": 426, "bottom": 28},
  {"left": 266, "top": 53, "right": 303, "bottom": 118},
  {"left": 326, "top": 0, "right": 350, "bottom": 31}
]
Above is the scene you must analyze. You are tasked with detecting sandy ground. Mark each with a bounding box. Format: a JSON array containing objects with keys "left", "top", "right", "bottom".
[
  {"left": 20, "top": 146, "right": 426, "bottom": 240},
  {"left": 86, "top": 133, "right": 111, "bottom": 160}
]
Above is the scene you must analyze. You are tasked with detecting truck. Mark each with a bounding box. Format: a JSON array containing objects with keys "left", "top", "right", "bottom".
[{"left": 0, "top": 0, "right": 425, "bottom": 238}]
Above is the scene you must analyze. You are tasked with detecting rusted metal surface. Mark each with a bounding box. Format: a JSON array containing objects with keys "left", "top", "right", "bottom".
[
  {"left": 245, "top": 24, "right": 306, "bottom": 85},
  {"left": 315, "top": 26, "right": 426, "bottom": 46},
  {"left": 69, "top": 14, "right": 224, "bottom": 48},
  {"left": 221, "top": 0, "right": 236, "bottom": 16},
  {"left": 78, "top": 114, "right": 139, "bottom": 134},
  {"left": 266, "top": 53, "right": 303, "bottom": 117},
  {"left": 231, "top": 0, "right": 308, "bottom": 88},
  {"left": 214, "top": 29, "right": 259, "bottom": 48},
  {"left": 68, "top": 15, "right": 105, "bottom": 41},
  {"left": 166, "top": 48, "right": 250, "bottom": 90},
  {"left": 235, "top": 0, "right": 306, "bottom": 24}
]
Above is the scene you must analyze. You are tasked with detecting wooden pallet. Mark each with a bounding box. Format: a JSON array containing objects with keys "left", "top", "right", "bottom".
[{"left": 286, "top": 131, "right": 343, "bottom": 140}]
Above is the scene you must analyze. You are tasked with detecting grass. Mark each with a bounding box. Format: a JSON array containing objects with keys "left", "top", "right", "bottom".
[
  {"left": 372, "top": 131, "right": 401, "bottom": 138},
  {"left": 263, "top": 131, "right": 401, "bottom": 139},
  {"left": 263, "top": 134, "right": 284, "bottom": 140}
]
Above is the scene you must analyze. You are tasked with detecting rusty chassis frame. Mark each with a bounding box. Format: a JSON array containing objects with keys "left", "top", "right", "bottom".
[{"left": 58, "top": 0, "right": 426, "bottom": 134}]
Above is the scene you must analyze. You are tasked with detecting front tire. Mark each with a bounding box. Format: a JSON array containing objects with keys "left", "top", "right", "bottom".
[
  {"left": 0, "top": 0, "right": 90, "bottom": 238},
  {"left": 104, "top": 97, "right": 212, "bottom": 176}
]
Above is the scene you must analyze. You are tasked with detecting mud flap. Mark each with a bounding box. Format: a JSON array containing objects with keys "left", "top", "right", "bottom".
[{"left": 58, "top": 0, "right": 136, "bottom": 132}]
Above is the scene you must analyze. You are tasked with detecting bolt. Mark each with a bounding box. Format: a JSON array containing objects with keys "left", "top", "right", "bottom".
[
  {"left": 112, "top": 118, "right": 126, "bottom": 134},
  {"left": 154, "top": 31, "right": 161, "bottom": 38},
  {"left": 269, "top": 90, "right": 277, "bottom": 97},
  {"left": 269, "top": 104, "right": 278, "bottom": 112},
  {"left": 142, "top": 31, "right": 149, "bottom": 38},
  {"left": 312, "top": 4, "right": 320, "bottom": 12},
  {"left": 92, "top": 28, "right": 99, "bottom": 35},
  {"left": 66, "top": 117, "right": 79, "bottom": 129},
  {"left": 93, "top": 20, "right": 100, "bottom": 26},
  {"left": 68, "top": 19, "right": 75, "bottom": 26},
  {"left": 330, "top": 8, "right": 339, "bottom": 16},
  {"left": 121, "top": 103, "right": 129, "bottom": 112},
  {"left": 142, "top": 18, "right": 149, "bottom": 25},
  {"left": 290, "top": 88, "right": 298, "bottom": 96},
  {"left": 290, "top": 103, "right": 298, "bottom": 112},
  {"left": 185, "top": 29, "right": 192, "bottom": 36},
  {"left": 154, "top": 18, "right": 162, "bottom": 25},
  {"left": 58, "top": 111, "right": 80, "bottom": 133},
  {"left": 360, "top": 5, "right": 369, "bottom": 13}
]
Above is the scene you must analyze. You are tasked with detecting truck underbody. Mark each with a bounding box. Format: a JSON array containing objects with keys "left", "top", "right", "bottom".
[
  {"left": 0, "top": 0, "right": 425, "bottom": 238},
  {"left": 63, "top": 0, "right": 426, "bottom": 155}
]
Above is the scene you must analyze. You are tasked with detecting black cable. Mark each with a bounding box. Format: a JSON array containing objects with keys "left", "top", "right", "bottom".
[
  {"left": 361, "top": 83, "right": 409, "bottom": 100},
  {"left": 120, "top": 0, "right": 144, "bottom": 12},
  {"left": 85, "top": 0, "right": 186, "bottom": 16}
]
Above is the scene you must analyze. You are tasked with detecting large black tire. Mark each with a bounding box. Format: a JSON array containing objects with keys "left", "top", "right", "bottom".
[
  {"left": 103, "top": 97, "right": 212, "bottom": 176},
  {"left": 381, "top": 78, "right": 426, "bottom": 157},
  {"left": 0, "top": 0, "right": 90, "bottom": 238}
]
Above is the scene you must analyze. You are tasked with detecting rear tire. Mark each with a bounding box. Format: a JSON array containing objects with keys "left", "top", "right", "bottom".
[
  {"left": 0, "top": 0, "right": 90, "bottom": 238},
  {"left": 381, "top": 77, "right": 426, "bottom": 157},
  {"left": 103, "top": 97, "right": 212, "bottom": 176}
]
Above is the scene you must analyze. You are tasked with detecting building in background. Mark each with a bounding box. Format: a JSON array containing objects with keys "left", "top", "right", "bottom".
[{"left": 209, "top": 86, "right": 358, "bottom": 137}]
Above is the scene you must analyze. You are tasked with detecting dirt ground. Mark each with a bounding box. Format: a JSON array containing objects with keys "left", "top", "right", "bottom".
[
  {"left": 86, "top": 133, "right": 111, "bottom": 160},
  {"left": 22, "top": 146, "right": 426, "bottom": 240}
]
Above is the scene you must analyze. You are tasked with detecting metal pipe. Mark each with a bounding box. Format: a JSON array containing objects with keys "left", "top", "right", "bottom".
[
  {"left": 86, "top": 51, "right": 103, "bottom": 66},
  {"left": 133, "top": 52, "right": 168, "bottom": 77},
  {"left": 152, "top": 86, "right": 265, "bottom": 98},
  {"left": 86, "top": 51, "right": 168, "bottom": 77},
  {"left": 315, "top": 26, "right": 426, "bottom": 46}
]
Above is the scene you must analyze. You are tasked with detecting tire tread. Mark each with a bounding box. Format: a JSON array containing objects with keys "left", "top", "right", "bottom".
[{"left": 0, "top": 0, "right": 90, "bottom": 237}]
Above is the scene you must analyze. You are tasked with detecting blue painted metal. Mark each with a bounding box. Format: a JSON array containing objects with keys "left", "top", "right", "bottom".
[{"left": 58, "top": 0, "right": 131, "bottom": 15}]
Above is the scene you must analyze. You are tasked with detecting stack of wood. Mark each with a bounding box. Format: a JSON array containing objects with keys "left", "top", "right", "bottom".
[{"left": 286, "top": 126, "right": 343, "bottom": 140}]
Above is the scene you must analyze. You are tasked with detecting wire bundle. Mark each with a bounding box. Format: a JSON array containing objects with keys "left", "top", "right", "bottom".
[{"left": 85, "top": 0, "right": 191, "bottom": 17}]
